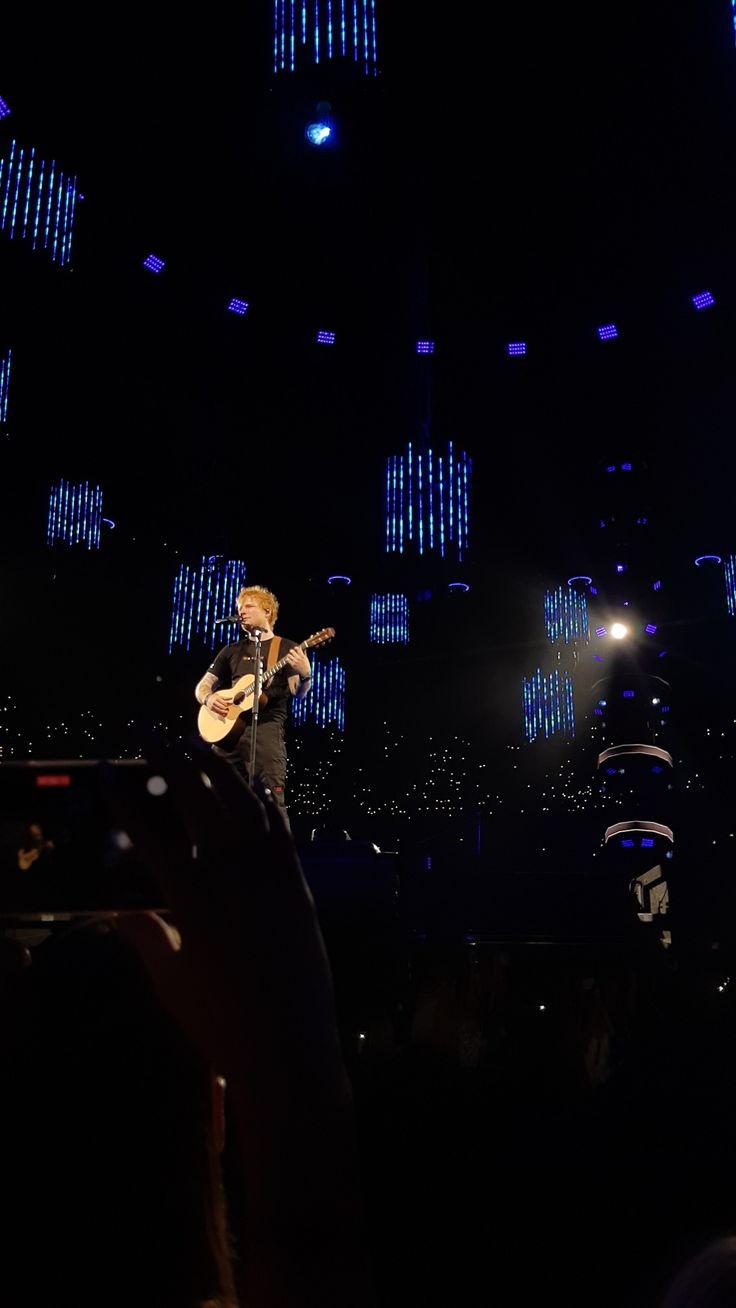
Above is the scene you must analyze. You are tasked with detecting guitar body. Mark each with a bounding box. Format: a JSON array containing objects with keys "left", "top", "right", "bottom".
[
  {"left": 197, "top": 674, "right": 261, "bottom": 744},
  {"left": 17, "top": 842, "right": 53, "bottom": 871},
  {"left": 17, "top": 847, "right": 41, "bottom": 871},
  {"left": 196, "top": 627, "right": 336, "bottom": 746}
]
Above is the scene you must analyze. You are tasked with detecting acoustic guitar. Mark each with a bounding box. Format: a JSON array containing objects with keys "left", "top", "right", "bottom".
[
  {"left": 197, "top": 627, "right": 335, "bottom": 745},
  {"left": 17, "top": 842, "right": 54, "bottom": 871}
]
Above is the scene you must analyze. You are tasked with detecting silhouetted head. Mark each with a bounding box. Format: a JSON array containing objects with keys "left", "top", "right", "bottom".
[
  {"left": 662, "top": 1237, "right": 736, "bottom": 1308},
  {"left": 0, "top": 920, "right": 236, "bottom": 1307}
]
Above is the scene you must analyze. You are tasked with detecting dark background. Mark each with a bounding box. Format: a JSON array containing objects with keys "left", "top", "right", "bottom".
[
  {"left": 2, "top": 3, "right": 736, "bottom": 852},
  {"left": 6, "top": 16, "right": 736, "bottom": 1307}
]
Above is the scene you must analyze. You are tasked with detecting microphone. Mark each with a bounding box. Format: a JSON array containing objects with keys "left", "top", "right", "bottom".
[{"left": 214, "top": 614, "right": 240, "bottom": 625}]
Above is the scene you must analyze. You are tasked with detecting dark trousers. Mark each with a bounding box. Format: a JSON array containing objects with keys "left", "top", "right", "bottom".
[{"left": 213, "top": 718, "right": 289, "bottom": 820}]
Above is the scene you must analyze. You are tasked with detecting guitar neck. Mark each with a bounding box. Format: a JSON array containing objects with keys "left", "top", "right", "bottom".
[{"left": 264, "top": 640, "right": 307, "bottom": 684}]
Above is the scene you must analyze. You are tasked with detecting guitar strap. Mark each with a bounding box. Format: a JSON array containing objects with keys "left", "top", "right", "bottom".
[
  {"left": 257, "top": 636, "right": 282, "bottom": 705},
  {"left": 265, "top": 636, "right": 282, "bottom": 678}
]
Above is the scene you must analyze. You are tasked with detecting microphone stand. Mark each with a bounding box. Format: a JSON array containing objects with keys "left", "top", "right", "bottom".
[{"left": 246, "top": 627, "right": 263, "bottom": 788}]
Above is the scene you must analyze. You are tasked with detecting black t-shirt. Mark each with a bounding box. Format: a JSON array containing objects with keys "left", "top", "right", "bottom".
[{"left": 207, "top": 636, "right": 298, "bottom": 726}]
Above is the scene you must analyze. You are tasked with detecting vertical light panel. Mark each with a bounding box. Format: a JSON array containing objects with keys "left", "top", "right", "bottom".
[
  {"left": 168, "top": 556, "right": 248, "bottom": 652},
  {"left": 46, "top": 480, "right": 103, "bottom": 549},
  {"left": 386, "top": 453, "right": 395, "bottom": 553},
  {"left": 274, "top": 0, "right": 378, "bottom": 72},
  {"left": 385, "top": 440, "right": 471, "bottom": 563},
  {"left": 544, "top": 586, "right": 589, "bottom": 645},
  {"left": 725, "top": 554, "right": 736, "bottom": 617},
  {"left": 0, "top": 140, "right": 79, "bottom": 266},
  {"left": 522, "top": 668, "right": 575, "bottom": 742},
  {"left": 291, "top": 655, "right": 346, "bottom": 730},
  {"left": 369, "top": 593, "right": 410, "bottom": 644},
  {"left": 0, "top": 347, "right": 11, "bottom": 423}
]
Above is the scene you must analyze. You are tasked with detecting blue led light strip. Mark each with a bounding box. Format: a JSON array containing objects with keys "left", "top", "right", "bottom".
[
  {"left": 418, "top": 451, "right": 424, "bottom": 555},
  {"left": 0, "top": 139, "right": 15, "bottom": 229},
  {"left": 523, "top": 667, "right": 575, "bottom": 741},
  {"left": 9, "top": 144, "right": 23, "bottom": 239},
  {"left": 386, "top": 440, "right": 471, "bottom": 562},
  {"left": 274, "top": 0, "right": 376, "bottom": 71},
  {"left": 51, "top": 169, "right": 63, "bottom": 262},
  {"left": 385, "top": 456, "right": 392, "bottom": 552},
  {"left": 448, "top": 441, "right": 454, "bottom": 546},
  {"left": 438, "top": 455, "right": 445, "bottom": 557},
  {"left": 462, "top": 452, "right": 470, "bottom": 553},
  {"left": 428, "top": 449, "right": 434, "bottom": 552},
  {"left": 391, "top": 454, "right": 397, "bottom": 552},
  {"left": 544, "top": 586, "right": 589, "bottom": 644},
  {"left": 0, "top": 140, "right": 78, "bottom": 266},
  {"left": 399, "top": 455, "right": 404, "bottom": 552},
  {"left": 457, "top": 451, "right": 463, "bottom": 562},
  {"left": 168, "top": 556, "right": 247, "bottom": 653},
  {"left": 21, "top": 146, "right": 34, "bottom": 240},
  {"left": 46, "top": 479, "right": 103, "bottom": 550},
  {"left": 726, "top": 554, "right": 736, "bottom": 617},
  {"left": 43, "top": 157, "right": 54, "bottom": 251},
  {"left": 369, "top": 593, "right": 410, "bottom": 644},
  {"left": 31, "top": 156, "right": 44, "bottom": 248},
  {"left": 407, "top": 442, "right": 413, "bottom": 542},
  {"left": 0, "top": 348, "right": 11, "bottom": 423},
  {"left": 291, "top": 655, "right": 346, "bottom": 730}
]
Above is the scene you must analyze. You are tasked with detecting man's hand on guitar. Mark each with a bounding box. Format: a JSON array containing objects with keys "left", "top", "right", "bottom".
[
  {"left": 205, "top": 692, "right": 230, "bottom": 719},
  {"left": 285, "top": 647, "right": 311, "bottom": 679}
]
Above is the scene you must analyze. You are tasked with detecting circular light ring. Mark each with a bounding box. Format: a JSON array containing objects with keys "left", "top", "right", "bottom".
[
  {"left": 448, "top": 582, "right": 470, "bottom": 592},
  {"left": 101, "top": 518, "right": 116, "bottom": 528},
  {"left": 604, "top": 820, "right": 673, "bottom": 844},
  {"left": 694, "top": 555, "right": 722, "bottom": 567},
  {"left": 592, "top": 674, "right": 671, "bottom": 692},
  {"left": 597, "top": 744, "right": 673, "bottom": 769},
  {"left": 567, "top": 575, "right": 592, "bottom": 588},
  {"left": 327, "top": 575, "right": 351, "bottom": 585}
]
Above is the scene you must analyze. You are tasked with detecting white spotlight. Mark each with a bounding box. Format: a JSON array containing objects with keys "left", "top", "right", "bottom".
[
  {"left": 305, "top": 100, "right": 335, "bottom": 147},
  {"left": 611, "top": 623, "right": 628, "bottom": 640}
]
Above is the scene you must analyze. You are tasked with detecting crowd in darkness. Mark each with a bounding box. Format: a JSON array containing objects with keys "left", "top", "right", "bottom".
[
  {"left": 349, "top": 930, "right": 736, "bottom": 1306},
  {"left": 1, "top": 750, "right": 736, "bottom": 1305}
]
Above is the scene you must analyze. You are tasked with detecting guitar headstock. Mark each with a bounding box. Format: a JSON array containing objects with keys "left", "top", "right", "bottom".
[{"left": 305, "top": 627, "right": 335, "bottom": 650}]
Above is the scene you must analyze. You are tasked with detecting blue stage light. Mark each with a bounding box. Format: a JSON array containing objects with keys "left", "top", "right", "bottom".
[{"left": 305, "top": 120, "right": 331, "bottom": 146}]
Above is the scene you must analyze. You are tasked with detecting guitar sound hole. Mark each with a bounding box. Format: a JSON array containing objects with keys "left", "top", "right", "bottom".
[{"left": 233, "top": 691, "right": 246, "bottom": 705}]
